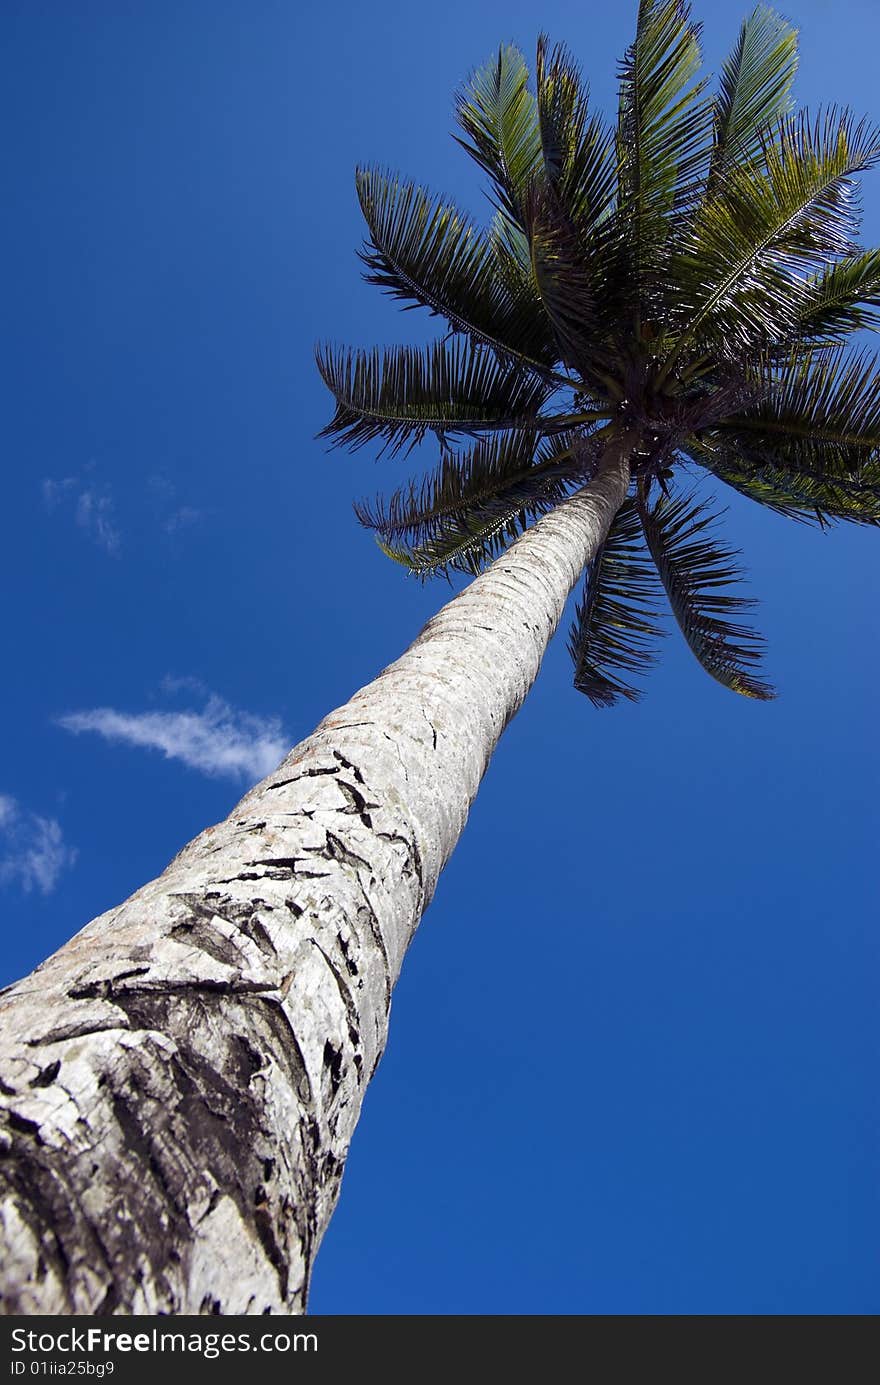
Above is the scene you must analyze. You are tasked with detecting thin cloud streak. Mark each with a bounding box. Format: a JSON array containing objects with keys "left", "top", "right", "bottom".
[
  {"left": 163, "top": 506, "right": 202, "bottom": 535},
  {"left": 58, "top": 695, "right": 288, "bottom": 783},
  {"left": 75, "top": 489, "right": 121, "bottom": 555},
  {"left": 42, "top": 472, "right": 121, "bottom": 555},
  {"left": 0, "top": 795, "right": 77, "bottom": 896}
]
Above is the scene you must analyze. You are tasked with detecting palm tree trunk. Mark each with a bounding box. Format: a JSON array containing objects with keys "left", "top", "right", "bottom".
[{"left": 0, "top": 443, "right": 630, "bottom": 1315}]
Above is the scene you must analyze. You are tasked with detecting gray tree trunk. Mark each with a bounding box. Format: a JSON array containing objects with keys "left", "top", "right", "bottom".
[{"left": 0, "top": 445, "right": 630, "bottom": 1315}]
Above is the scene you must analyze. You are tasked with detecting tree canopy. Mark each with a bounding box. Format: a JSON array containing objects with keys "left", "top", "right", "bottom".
[{"left": 319, "top": 1, "right": 880, "bottom": 705}]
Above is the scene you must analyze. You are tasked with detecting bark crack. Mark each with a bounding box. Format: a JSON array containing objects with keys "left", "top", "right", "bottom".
[
  {"left": 322, "top": 832, "right": 372, "bottom": 875},
  {"left": 334, "top": 779, "right": 376, "bottom": 828},
  {"left": 331, "top": 750, "right": 366, "bottom": 785},
  {"left": 265, "top": 766, "right": 339, "bottom": 791},
  {"left": 380, "top": 731, "right": 409, "bottom": 782},
  {"left": 28, "top": 1061, "right": 61, "bottom": 1090},
  {"left": 309, "top": 941, "right": 362, "bottom": 1060}
]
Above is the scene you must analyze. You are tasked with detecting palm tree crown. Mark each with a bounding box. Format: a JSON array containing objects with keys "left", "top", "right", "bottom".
[{"left": 318, "top": 1, "right": 880, "bottom": 706}]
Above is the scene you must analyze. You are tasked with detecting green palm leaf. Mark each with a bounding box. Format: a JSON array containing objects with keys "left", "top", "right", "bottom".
[
  {"left": 369, "top": 432, "right": 583, "bottom": 576},
  {"left": 717, "top": 345, "right": 880, "bottom": 463},
  {"left": 670, "top": 109, "right": 880, "bottom": 353},
  {"left": 710, "top": 4, "right": 798, "bottom": 179},
  {"left": 523, "top": 185, "right": 608, "bottom": 382},
  {"left": 533, "top": 38, "right": 624, "bottom": 351},
  {"left": 316, "top": 339, "right": 554, "bottom": 455},
  {"left": 616, "top": 0, "right": 711, "bottom": 314},
  {"left": 536, "top": 36, "right": 618, "bottom": 237},
  {"left": 639, "top": 488, "right": 775, "bottom": 698},
  {"left": 355, "top": 169, "right": 562, "bottom": 377},
  {"left": 693, "top": 440, "right": 880, "bottom": 527},
  {"left": 795, "top": 250, "right": 880, "bottom": 339},
  {"left": 489, "top": 208, "right": 533, "bottom": 274},
  {"left": 694, "top": 342, "right": 880, "bottom": 523},
  {"left": 454, "top": 46, "right": 542, "bottom": 226},
  {"left": 354, "top": 428, "right": 558, "bottom": 540},
  {"left": 569, "top": 500, "right": 663, "bottom": 706}
]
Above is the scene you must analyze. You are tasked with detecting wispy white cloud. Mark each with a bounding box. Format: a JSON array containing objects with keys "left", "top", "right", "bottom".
[
  {"left": 41, "top": 477, "right": 77, "bottom": 507},
  {"left": 0, "top": 796, "right": 77, "bottom": 896},
  {"left": 42, "top": 469, "right": 121, "bottom": 555},
  {"left": 159, "top": 674, "right": 209, "bottom": 698},
  {"left": 58, "top": 693, "right": 287, "bottom": 783},
  {"left": 43, "top": 468, "right": 204, "bottom": 553},
  {"left": 75, "top": 489, "right": 121, "bottom": 554},
  {"left": 163, "top": 506, "right": 202, "bottom": 535},
  {"left": 148, "top": 474, "right": 204, "bottom": 536}
]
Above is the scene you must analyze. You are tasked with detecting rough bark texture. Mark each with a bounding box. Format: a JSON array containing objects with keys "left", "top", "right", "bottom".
[{"left": 0, "top": 450, "right": 629, "bottom": 1315}]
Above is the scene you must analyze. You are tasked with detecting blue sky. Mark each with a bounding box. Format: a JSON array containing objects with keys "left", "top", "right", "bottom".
[{"left": 2, "top": 0, "right": 877, "bottom": 1314}]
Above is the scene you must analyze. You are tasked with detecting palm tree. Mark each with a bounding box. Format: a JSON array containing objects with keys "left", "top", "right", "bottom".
[{"left": 1, "top": 0, "right": 878, "bottom": 1316}]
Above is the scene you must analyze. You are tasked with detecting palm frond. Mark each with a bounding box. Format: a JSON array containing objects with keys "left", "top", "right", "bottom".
[
  {"left": 694, "top": 346, "right": 880, "bottom": 523},
  {"left": 371, "top": 433, "right": 584, "bottom": 576},
  {"left": 685, "top": 438, "right": 816, "bottom": 522},
  {"left": 490, "top": 208, "right": 533, "bottom": 275},
  {"left": 796, "top": 249, "right": 880, "bottom": 339},
  {"left": 533, "top": 36, "right": 624, "bottom": 348},
  {"left": 355, "top": 169, "right": 561, "bottom": 377},
  {"left": 693, "top": 440, "right": 880, "bottom": 527},
  {"left": 523, "top": 184, "right": 608, "bottom": 381},
  {"left": 536, "top": 36, "right": 618, "bottom": 236},
  {"left": 711, "top": 5, "right": 798, "bottom": 179},
  {"left": 355, "top": 428, "right": 557, "bottom": 540},
  {"left": 569, "top": 499, "right": 664, "bottom": 706},
  {"left": 717, "top": 344, "right": 880, "bottom": 463},
  {"left": 316, "top": 339, "right": 554, "bottom": 455},
  {"left": 639, "top": 488, "right": 775, "bottom": 698},
  {"left": 616, "top": 0, "right": 711, "bottom": 310},
  {"left": 671, "top": 109, "right": 880, "bottom": 353},
  {"left": 454, "top": 45, "right": 542, "bottom": 226}
]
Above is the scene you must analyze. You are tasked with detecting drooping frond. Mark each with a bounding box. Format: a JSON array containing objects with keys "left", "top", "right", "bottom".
[
  {"left": 639, "top": 488, "right": 775, "bottom": 698},
  {"left": 696, "top": 346, "right": 880, "bottom": 526},
  {"left": 671, "top": 110, "right": 880, "bottom": 353},
  {"left": 536, "top": 36, "right": 618, "bottom": 237},
  {"left": 691, "top": 439, "right": 880, "bottom": 527},
  {"left": 568, "top": 499, "right": 663, "bottom": 706},
  {"left": 316, "top": 339, "right": 554, "bottom": 455},
  {"left": 355, "top": 169, "right": 561, "bottom": 376},
  {"left": 795, "top": 249, "right": 880, "bottom": 339},
  {"left": 454, "top": 46, "right": 542, "bottom": 225},
  {"left": 355, "top": 428, "right": 552, "bottom": 540},
  {"left": 616, "top": 0, "right": 711, "bottom": 310},
  {"left": 717, "top": 344, "right": 880, "bottom": 463},
  {"left": 711, "top": 5, "right": 798, "bottom": 179},
  {"left": 368, "top": 432, "right": 584, "bottom": 576}
]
